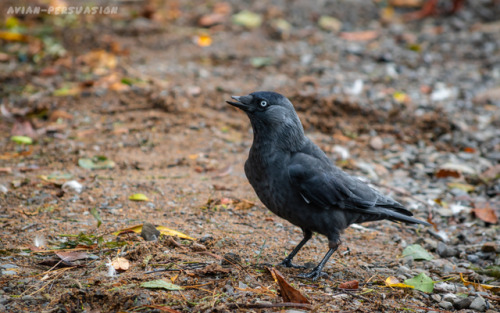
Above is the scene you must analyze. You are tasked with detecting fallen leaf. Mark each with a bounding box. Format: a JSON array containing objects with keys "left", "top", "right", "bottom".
[
  {"left": 340, "top": 30, "right": 378, "bottom": 41},
  {"left": 111, "top": 257, "right": 130, "bottom": 271},
  {"left": 129, "top": 193, "right": 149, "bottom": 201},
  {"left": 113, "top": 224, "right": 195, "bottom": 240},
  {"left": 53, "top": 85, "right": 81, "bottom": 97},
  {"left": 435, "top": 168, "right": 460, "bottom": 179},
  {"left": 251, "top": 57, "right": 273, "bottom": 68},
  {"left": 402, "top": 244, "right": 433, "bottom": 261},
  {"left": 141, "top": 279, "right": 183, "bottom": 291},
  {"left": 156, "top": 226, "right": 195, "bottom": 240},
  {"left": 390, "top": 0, "right": 422, "bottom": 7},
  {"left": 447, "top": 182, "right": 475, "bottom": 193},
  {"left": 460, "top": 273, "right": 500, "bottom": 293},
  {"left": 78, "top": 156, "right": 115, "bottom": 170},
  {"left": 233, "top": 199, "right": 255, "bottom": 210},
  {"left": 10, "top": 135, "right": 33, "bottom": 145},
  {"left": 49, "top": 110, "right": 73, "bottom": 122},
  {"left": 472, "top": 202, "right": 498, "bottom": 224},
  {"left": 196, "top": 34, "right": 212, "bottom": 47},
  {"left": 385, "top": 276, "right": 414, "bottom": 289},
  {"left": 404, "top": 273, "right": 434, "bottom": 293},
  {"left": 438, "top": 162, "right": 476, "bottom": 176},
  {"left": 55, "top": 251, "right": 89, "bottom": 262},
  {"left": 0, "top": 30, "right": 28, "bottom": 42},
  {"left": 198, "top": 13, "right": 227, "bottom": 27},
  {"left": 268, "top": 267, "right": 310, "bottom": 304},
  {"left": 338, "top": 280, "right": 359, "bottom": 289},
  {"left": 232, "top": 10, "right": 262, "bottom": 29},
  {"left": 318, "top": 16, "right": 342, "bottom": 32},
  {"left": 90, "top": 207, "right": 102, "bottom": 228}
]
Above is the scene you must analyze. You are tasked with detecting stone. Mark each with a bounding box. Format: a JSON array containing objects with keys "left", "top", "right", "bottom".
[
  {"left": 481, "top": 242, "right": 497, "bottom": 253},
  {"left": 430, "top": 294, "right": 441, "bottom": 302},
  {"left": 438, "top": 301, "right": 453, "bottom": 310},
  {"left": 453, "top": 297, "right": 473, "bottom": 310},
  {"left": 140, "top": 222, "right": 160, "bottom": 241},
  {"left": 437, "top": 242, "right": 459, "bottom": 258},
  {"left": 469, "top": 296, "right": 486, "bottom": 312},
  {"left": 369, "top": 136, "right": 384, "bottom": 150}
]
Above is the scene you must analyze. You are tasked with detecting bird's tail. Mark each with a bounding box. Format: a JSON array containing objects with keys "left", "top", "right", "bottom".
[{"left": 384, "top": 209, "right": 431, "bottom": 226}]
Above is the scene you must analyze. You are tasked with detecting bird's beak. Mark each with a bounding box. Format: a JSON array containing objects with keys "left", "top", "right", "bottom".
[{"left": 226, "top": 95, "right": 253, "bottom": 111}]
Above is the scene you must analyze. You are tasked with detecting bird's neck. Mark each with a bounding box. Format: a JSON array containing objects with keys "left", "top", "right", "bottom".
[{"left": 250, "top": 117, "right": 307, "bottom": 152}]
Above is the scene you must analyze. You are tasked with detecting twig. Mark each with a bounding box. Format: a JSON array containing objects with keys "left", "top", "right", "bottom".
[{"left": 227, "top": 302, "right": 312, "bottom": 310}]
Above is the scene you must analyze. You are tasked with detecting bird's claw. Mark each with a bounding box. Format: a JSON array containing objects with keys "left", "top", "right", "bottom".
[
  {"left": 278, "top": 260, "right": 307, "bottom": 269},
  {"left": 296, "top": 268, "right": 328, "bottom": 281}
]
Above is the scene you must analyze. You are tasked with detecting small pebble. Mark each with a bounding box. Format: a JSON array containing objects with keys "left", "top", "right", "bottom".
[
  {"left": 453, "top": 297, "right": 473, "bottom": 310},
  {"left": 469, "top": 296, "right": 486, "bottom": 312},
  {"left": 369, "top": 136, "right": 384, "bottom": 150},
  {"left": 431, "top": 294, "right": 441, "bottom": 302},
  {"left": 62, "top": 180, "right": 83, "bottom": 194},
  {"left": 140, "top": 222, "right": 160, "bottom": 241},
  {"left": 438, "top": 301, "right": 453, "bottom": 310},
  {"left": 481, "top": 242, "right": 497, "bottom": 253},
  {"left": 437, "top": 242, "right": 459, "bottom": 258}
]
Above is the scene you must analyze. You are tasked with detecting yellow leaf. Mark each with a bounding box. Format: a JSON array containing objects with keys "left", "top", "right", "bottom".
[
  {"left": 0, "top": 31, "right": 27, "bottom": 42},
  {"left": 460, "top": 273, "right": 500, "bottom": 292},
  {"left": 112, "top": 224, "right": 143, "bottom": 235},
  {"left": 157, "top": 226, "right": 195, "bottom": 240},
  {"left": 129, "top": 193, "right": 149, "bottom": 201},
  {"left": 447, "top": 182, "right": 475, "bottom": 192},
  {"left": 196, "top": 34, "right": 212, "bottom": 47},
  {"left": 385, "top": 276, "right": 414, "bottom": 289},
  {"left": 393, "top": 91, "right": 409, "bottom": 103},
  {"left": 113, "top": 224, "right": 195, "bottom": 240}
]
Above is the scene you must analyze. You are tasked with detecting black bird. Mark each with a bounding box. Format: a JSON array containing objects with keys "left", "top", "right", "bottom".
[{"left": 227, "top": 91, "right": 430, "bottom": 280}]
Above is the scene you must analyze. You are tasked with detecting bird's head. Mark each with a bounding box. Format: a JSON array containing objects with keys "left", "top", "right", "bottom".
[{"left": 227, "top": 91, "right": 305, "bottom": 148}]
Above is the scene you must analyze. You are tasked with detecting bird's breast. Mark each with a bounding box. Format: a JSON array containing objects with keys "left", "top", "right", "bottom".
[{"left": 244, "top": 147, "right": 293, "bottom": 219}]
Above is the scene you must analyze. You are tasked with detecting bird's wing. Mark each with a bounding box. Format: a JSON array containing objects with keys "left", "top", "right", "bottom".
[{"left": 288, "top": 153, "right": 411, "bottom": 217}]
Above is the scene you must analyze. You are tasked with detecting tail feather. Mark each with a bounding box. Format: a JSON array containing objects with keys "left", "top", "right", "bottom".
[{"left": 383, "top": 209, "right": 430, "bottom": 226}]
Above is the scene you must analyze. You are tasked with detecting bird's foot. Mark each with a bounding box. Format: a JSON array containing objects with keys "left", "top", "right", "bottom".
[
  {"left": 296, "top": 268, "right": 328, "bottom": 281},
  {"left": 278, "top": 259, "right": 307, "bottom": 269}
]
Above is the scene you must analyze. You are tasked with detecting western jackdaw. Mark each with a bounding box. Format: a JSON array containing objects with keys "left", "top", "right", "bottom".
[{"left": 227, "top": 91, "right": 430, "bottom": 280}]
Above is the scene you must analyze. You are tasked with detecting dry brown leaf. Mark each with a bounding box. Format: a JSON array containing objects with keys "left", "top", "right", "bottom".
[
  {"left": 460, "top": 273, "right": 500, "bottom": 293},
  {"left": 472, "top": 202, "right": 498, "bottom": 224},
  {"left": 55, "top": 251, "right": 89, "bottom": 262},
  {"left": 435, "top": 168, "right": 461, "bottom": 179},
  {"left": 234, "top": 199, "right": 255, "bottom": 210},
  {"left": 198, "top": 13, "right": 227, "bottom": 27},
  {"left": 112, "top": 257, "right": 130, "bottom": 271},
  {"left": 268, "top": 267, "right": 310, "bottom": 304},
  {"left": 340, "top": 30, "right": 378, "bottom": 41},
  {"left": 49, "top": 110, "right": 73, "bottom": 122},
  {"left": 338, "top": 280, "right": 359, "bottom": 289}
]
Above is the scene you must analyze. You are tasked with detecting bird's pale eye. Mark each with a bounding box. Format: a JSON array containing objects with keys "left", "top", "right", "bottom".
[{"left": 260, "top": 100, "right": 268, "bottom": 107}]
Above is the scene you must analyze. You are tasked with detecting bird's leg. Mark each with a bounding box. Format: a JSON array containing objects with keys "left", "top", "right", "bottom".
[
  {"left": 297, "top": 240, "right": 339, "bottom": 281},
  {"left": 279, "top": 229, "right": 312, "bottom": 269}
]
